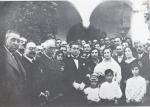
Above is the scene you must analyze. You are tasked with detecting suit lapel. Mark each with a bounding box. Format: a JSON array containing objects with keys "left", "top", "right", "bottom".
[
  {"left": 15, "top": 54, "right": 26, "bottom": 80},
  {"left": 70, "top": 58, "right": 78, "bottom": 71},
  {"left": 5, "top": 48, "right": 26, "bottom": 80},
  {"left": 78, "top": 58, "right": 82, "bottom": 70},
  {"left": 5, "top": 48, "right": 20, "bottom": 73}
]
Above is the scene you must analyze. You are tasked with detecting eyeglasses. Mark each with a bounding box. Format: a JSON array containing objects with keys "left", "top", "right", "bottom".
[{"left": 11, "top": 38, "right": 20, "bottom": 43}]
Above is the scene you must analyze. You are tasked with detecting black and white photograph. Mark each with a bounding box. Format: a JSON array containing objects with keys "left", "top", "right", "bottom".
[{"left": 0, "top": 0, "right": 150, "bottom": 107}]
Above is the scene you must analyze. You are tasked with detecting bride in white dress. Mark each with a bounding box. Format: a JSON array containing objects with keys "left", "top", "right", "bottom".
[{"left": 129, "top": 0, "right": 150, "bottom": 43}]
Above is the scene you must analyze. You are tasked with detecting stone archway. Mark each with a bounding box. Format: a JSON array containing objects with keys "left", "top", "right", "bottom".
[
  {"left": 90, "top": 0, "right": 132, "bottom": 38},
  {"left": 99, "top": 0, "right": 132, "bottom": 8},
  {"left": 67, "top": 0, "right": 132, "bottom": 28},
  {"left": 66, "top": 0, "right": 133, "bottom": 41}
]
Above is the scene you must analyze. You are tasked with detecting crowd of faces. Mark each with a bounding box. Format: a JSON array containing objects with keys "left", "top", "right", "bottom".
[{"left": 6, "top": 31, "right": 150, "bottom": 67}]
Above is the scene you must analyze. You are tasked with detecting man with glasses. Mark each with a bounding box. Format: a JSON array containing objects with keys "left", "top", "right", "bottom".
[
  {"left": 23, "top": 42, "right": 37, "bottom": 63},
  {"left": 21, "top": 42, "right": 42, "bottom": 106},
  {"left": 36, "top": 45, "right": 43, "bottom": 58}
]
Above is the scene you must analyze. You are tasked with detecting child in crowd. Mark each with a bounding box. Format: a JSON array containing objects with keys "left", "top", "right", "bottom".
[
  {"left": 125, "top": 63, "right": 147, "bottom": 105},
  {"left": 99, "top": 69, "right": 122, "bottom": 105},
  {"left": 83, "top": 74, "right": 100, "bottom": 104}
]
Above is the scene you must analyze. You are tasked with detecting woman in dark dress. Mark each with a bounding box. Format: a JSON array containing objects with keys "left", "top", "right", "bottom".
[
  {"left": 123, "top": 47, "right": 138, "bottom": 82},
  {"left": 121, "top": 47, "right": 138, "bottom": 103}
]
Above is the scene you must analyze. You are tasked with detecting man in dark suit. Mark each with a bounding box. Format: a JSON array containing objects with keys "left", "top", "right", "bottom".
[
  {"left": 21, "top": 42, "right": 41, "bottom": 106},
  {"left": 113, "top": 45, "right": 127, "bottom": 103},
  {"left": 134, "top": 43, "right": 150, "bottom": 99},
  {"left": 1, "top": 31, "right": 26, "bottom": 106},
  {"left": 113, "top": 45, "right": 125, "bottom": 64},
  {"left": 37, "top": 39, "right": 65, "bottom": 105},
  {"left": 63, "top": 42, "right": 87, "bottom": 105},
  {"left": 135, "top": 43, "right": 150, "bottom": 80}
]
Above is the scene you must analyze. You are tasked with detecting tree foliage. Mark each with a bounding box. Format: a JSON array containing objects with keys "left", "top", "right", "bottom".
[{"left": 4, "top": 1, "right": 58, "bottom": 44}]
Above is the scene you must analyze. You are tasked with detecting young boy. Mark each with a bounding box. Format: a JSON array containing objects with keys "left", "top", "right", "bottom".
[
  {"left": 83, "top": 74, "right": 100, "bottom": 104},
  {"left": 125, "top": 63, "right": 147, "bottom": 105},
  {"left": 99, "top": 69, "right": 122, "bottom": 105}
]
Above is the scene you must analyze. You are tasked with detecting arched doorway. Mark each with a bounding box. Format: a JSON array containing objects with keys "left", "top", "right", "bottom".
[
  {"left": 90, "top": 0, "right": 132, "bottom": 38},
  {"left": 66, "top": 0, "right": 133, "bottom": 41}
]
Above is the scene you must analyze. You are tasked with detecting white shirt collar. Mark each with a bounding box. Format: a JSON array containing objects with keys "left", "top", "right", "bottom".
[
  {"left": 4, "top": 46, "right": 13, "bottom": 56},
  {"left": 138, "top": 52, "right": 144, "bottom": 58},
  {"left": 16, "top": 50, "right": 23, "bottom": 57},
  {"left": 24, "top": 55, "right": 33, "bottom": 63},
  {"left": 44, "top": 53, "right": 53, "bottom": 60},
  {"left": 71, "top": 54, "right": 79, "bottom": 59}
]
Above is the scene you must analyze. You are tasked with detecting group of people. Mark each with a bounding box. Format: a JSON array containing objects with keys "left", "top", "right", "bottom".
[{"left": 0, "top": 30, "right": 150, "bottom": 107}]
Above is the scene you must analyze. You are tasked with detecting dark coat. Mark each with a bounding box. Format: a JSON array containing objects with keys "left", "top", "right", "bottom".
[
  {"left": 135, "top": 53, "right": 150, "bottom": 80},
  {"left": 37, "top": 54, "right": 65, "bottom": 100},
  {"left": 113, "top": 55, "right": 127, "bottom": 81},
  {"left": 113, "top": 55, "right": 126, "bottom": 65},
  {"left": 64, "top": 57, "right": 87, "bottom": 86},
  {"left": 63, "top": 57, "right": 87, "bottom": 104},
  {"left": 0, "top": 47, "right": 26, "bottom": 106},
  {"left": 21, "top": 56, "right": 42, "bottom": 105}
]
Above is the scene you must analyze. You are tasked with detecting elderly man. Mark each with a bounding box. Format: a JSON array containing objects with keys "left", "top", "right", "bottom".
[
  {"left": 15, "top": 37, "right": 28, "bottom": 63},
  {"left": 18, "top": 37, "right": 27, "bottom": 55},
  {"left": 1, "top": 31, "right": 26, "bottom": 106},
  {"left": 37, "top": 39, "right": 65, "bottom": 104},
  {"left": 135, "top": 43, "right": 150, "bottom": 80}
]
